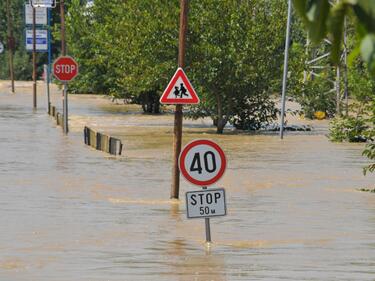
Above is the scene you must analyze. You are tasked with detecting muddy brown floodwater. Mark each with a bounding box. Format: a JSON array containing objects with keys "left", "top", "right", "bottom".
[{"left": 0, "top": 81, "right": 375, "bottom": 281}]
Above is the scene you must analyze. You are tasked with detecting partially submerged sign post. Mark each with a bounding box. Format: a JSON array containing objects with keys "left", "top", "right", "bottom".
[
  {"left": 160, "top": 67, "right": 200, "bottom": 200},
  {"left": 179, "top": 139, "right": 227, "bottom": 244},
  {"left": 52, "top": 56, "right": 79, "bottom": 134},
  {"left": 161, "top": 0, "right": 195, "bottom": 200},
  {"left": 25, "top": 2, "right": 53, "bottom": 110}
]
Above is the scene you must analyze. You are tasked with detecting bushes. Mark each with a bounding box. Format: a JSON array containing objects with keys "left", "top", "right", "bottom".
[
  {"left": 329, "top": 116, "right": 369, "bottom": 142},
  {"left": 299, "top": 77, "right": 337, "bottom": 119},
  {"left": 363, "top": 144, "right": 375, "bottom": 175},
  {"left": 230, "top": 94, "right": 279, "bottom": 130}
]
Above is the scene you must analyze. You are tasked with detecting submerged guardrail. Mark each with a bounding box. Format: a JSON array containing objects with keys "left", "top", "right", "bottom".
[
  {"left": 48, "top": 104, "right": 122, "bottom": 155},
  {"left": 48, "top": 104, "right": 63, "bottom": 126},
  {"left": 84, "top": 126, "right": 123, "bottom": 156}
]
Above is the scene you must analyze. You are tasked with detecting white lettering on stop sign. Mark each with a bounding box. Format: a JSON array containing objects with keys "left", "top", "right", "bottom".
[
  {"left": 53, "top": 56, "right": 79, "bottom": 82},
  {"left": 56, "top": 65, "right": 76, "bottom": 74}
]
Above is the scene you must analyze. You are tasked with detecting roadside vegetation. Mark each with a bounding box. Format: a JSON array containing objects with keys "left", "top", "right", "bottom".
[{"left": 292, "top": 0, "right": 374, "bottom": 174}]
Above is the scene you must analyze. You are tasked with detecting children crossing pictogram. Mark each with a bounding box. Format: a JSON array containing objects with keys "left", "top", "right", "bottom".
[{"left": 160, "top": 68, "right": 200, "bottom": 104}]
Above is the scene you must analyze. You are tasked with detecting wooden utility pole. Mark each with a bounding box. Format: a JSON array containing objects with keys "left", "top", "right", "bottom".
[
  {"left": 170, "top": 0, "right": 188, "bottom": 199},
  {"left": 60, "top": 0, "right": 68, "bottom": 134},
  {"left": 33, "top": 7, "right": 37, "bottom": 109},
  {"left": 6, "top": 0, "right": 15, "bottom": 93}
]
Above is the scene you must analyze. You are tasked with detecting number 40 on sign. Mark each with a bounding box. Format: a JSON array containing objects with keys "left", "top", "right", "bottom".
[{"left": 179, "top": 139, "right": 226, "bottom": 186}]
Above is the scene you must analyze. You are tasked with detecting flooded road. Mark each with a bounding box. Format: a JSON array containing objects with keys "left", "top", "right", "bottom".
[{"left": 1, "top": 81, "right": 375, "bottom": 281}]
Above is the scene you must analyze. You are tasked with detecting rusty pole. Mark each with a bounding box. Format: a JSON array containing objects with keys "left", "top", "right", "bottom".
[
  {"left": 32, "top": 7, "right": 37, "bottom": 109},
  {"left": 170, "top": 0, "right": 188, "bottom": 199},
  {"left": 6, "top": 0, "right": 15, "bottom": 93}
]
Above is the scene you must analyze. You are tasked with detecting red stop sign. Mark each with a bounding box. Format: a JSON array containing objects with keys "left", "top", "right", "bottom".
[{"left": 53, "top": 56, "right": 79, "bottom": 82}]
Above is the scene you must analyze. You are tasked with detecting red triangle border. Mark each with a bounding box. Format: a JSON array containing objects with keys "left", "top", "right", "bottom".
[{"left": 160, "top": 68, "right": 200, "bottom": 105}]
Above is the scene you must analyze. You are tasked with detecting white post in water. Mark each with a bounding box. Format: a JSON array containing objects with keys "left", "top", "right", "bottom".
[{"left": 280, "top": 0, "right": 292, "bottom": 139}]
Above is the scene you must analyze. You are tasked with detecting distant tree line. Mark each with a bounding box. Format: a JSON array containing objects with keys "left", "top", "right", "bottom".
[{"left": 0, "top": 0, "right": 373, "bottom": 139}]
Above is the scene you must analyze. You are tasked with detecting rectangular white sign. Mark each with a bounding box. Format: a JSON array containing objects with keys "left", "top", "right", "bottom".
[
  {"left": 30, "top": 0, "right": 55, "bottom": 8},
  {"left": 186, "top": 188, "right": 227, "bottom": 219},
  {"left": 25, "top": 29, "right": 48, "bottom": 52},
  {"left": 25, "top": 4, "right": 47, "bottom": 25}
]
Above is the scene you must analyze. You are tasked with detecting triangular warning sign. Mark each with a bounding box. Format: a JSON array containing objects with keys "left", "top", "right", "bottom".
[{"left": 160, "top": 68, "right": 200, "bottom": 105}]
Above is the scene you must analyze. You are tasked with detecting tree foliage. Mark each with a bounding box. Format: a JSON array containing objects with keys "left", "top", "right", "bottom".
[
  {"left": 293, "top": 0, "right": 375, "bottom": 173},
  {"left": 187, "top": 0, "right": 287, "bottom": 133},
  {"left": 66, "top": 0, "right": 288, "bottom": 132},
  {"left": 293, "top": 0, "right": 375, "bottom": 74}
]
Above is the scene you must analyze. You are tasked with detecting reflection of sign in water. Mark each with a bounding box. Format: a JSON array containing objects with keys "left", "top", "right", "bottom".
[
  {"left": 186, "top": 188, "right": 227, "bottom": 219},
  {"left": 0, "top": 42, "right": 4, "bottom": 54},
  {"left": 25, "top": 29, "right": 48, "bottom": 52},
  {"left": 25, "top": 4, "right": 47, "bottom": 25},
  {"left": 160, "top": 67, "right": 200, "bottom": 104}
]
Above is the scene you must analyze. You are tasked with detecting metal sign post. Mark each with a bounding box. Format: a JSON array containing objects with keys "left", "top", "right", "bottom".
[
  {"left": 52, "top": 56, "right": 79, "bottom": 134},
  {"left": 6, "top": 0, "right": 15, "bottom": 93},
  {"left": 60, "top": 0, "right": 67, "bottom": 133},
  {"left": 180, "top": 139, "right": 227, "bottom": 245},
  {"left": 46, "top": 7, "right": 52, "bottom": 113},
  {"left": 32, "top": 6, "right": 37, "bottom": 109},
  {"left": 280, "top": 0, "right": 292, "bottom": 139},
  {"left": 0, "top": 42, "right": 4, "bottom": 54},
  {"left": 185, "top": 187, "right": 227, "bottom": 244},
  {"left": 202, "top": 186, "right": 212, "bottom": 243},
  {"left": 44, "top": 64, "right": 48, "bottom": 108},
  {"left": 63, "top": 82, "right": 68, "bottom": 134}
]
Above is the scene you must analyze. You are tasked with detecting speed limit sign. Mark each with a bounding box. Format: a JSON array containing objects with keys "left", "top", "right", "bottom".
[{"left": 179, "top": 139, "right": 226, "bottom": 186}]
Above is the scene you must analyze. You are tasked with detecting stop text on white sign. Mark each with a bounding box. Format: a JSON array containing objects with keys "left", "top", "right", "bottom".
[{"left": 186, "top": 188, "right": 226, "bottom": 219}]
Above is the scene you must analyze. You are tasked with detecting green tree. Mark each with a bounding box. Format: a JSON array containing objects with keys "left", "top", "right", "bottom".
[
  {"left": 293, "top": 0, "right": 375, "bottom": 73},
  {"left": 187, "top": 0, "right": 287, "bottom": 133},
  {"left": 66, "top": 1, "right": 292, "bottom": 132},
  {"left": 293, "top": 0, "right": 375, "bottom": 173}
]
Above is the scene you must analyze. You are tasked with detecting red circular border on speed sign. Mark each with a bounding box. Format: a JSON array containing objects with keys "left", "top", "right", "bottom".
[
  {"left": 53, "top": 56, "right": 79, "bottom": 82},
  {"left": 179, "top": 139, "right": 226, "bottom": 186}
]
